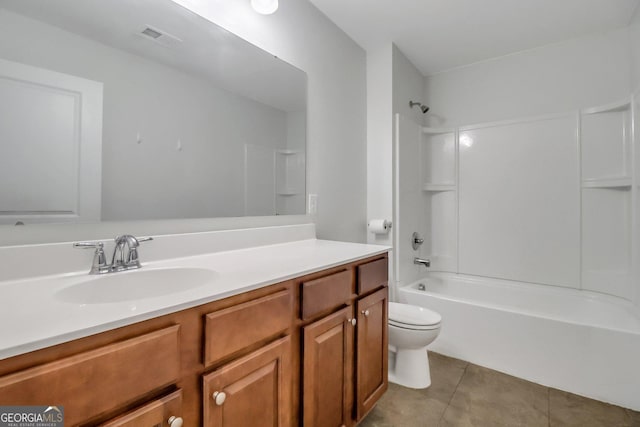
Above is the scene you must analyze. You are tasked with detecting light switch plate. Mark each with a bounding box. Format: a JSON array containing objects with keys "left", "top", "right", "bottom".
[{"left": 308, "top": 194, "right": 317, "bottom": 215}]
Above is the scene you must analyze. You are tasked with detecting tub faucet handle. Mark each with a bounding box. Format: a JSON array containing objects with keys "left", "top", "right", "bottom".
[
  {"left": 412, "top": 232, "right": 424, "bottom": 250},
  {"left": 414, "top": 257, "right": 431, "bottom": 268}
]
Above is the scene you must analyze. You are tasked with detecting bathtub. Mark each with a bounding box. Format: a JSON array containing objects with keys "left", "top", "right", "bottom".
[{"left": 398, "top": 272, "right": 640, "bottom": 411}]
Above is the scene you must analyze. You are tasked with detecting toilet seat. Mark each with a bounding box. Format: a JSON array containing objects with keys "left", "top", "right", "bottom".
[
  {"left": 389, "top": 302, "right": 441, "bottom": 330},
  {"left": 389, "top": 319, "right": 440, "bottom": 330}
]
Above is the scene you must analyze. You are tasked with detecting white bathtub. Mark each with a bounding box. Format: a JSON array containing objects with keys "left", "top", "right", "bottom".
[{"left": 398, "top": 272, "right": 640, "bottom": 411}]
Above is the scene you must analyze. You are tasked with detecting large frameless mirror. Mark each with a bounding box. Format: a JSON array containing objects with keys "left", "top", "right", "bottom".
[{"left": 0, "top": 0, "right": 307, "bottom": 228}]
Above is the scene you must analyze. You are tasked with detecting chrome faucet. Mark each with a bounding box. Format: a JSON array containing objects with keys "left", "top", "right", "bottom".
[
  {"left": 414, "top": 257, "right": 431, "bottom": 268},
  {"left": 111, "top": 235, "right": 153, "bottom": 272},
  {"left": 74, "top": 235, "right": 153, "bottom": 274}
]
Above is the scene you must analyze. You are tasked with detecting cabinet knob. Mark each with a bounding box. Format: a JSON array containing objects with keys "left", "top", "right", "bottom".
[
  {"left": 212, "top": 391, "right": 227, "bottom": 406},
  {"left": 168, "top": 416, "right": 183, "bottom": 427},
  {"left": 348, "top": 318, "right": 356, "bottom": 326},
  {"left": 362, "top": 310, "right": 370, "bottom": 317}
]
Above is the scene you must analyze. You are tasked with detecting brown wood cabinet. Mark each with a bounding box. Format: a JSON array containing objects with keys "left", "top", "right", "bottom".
[
  {"left": 0, "top": 325, "right": 181, "bottom": 426},
  {"left": 303, "top": 306, "right": 354, "bottom": 427},
  {"left": 356, "top": 288, "right": 388, "bottom": 419},
  {"left": 300, "top": 256, "right": 389, "bottom": 427},
  {"left": 100, "top": 390, "right": 183, "bottom": 427},
  {"left": 203, "top": 336, "right": 292, "bottom": 427},
  {"left": 0, "top": 253, "right": 388, "bottom": 427}
]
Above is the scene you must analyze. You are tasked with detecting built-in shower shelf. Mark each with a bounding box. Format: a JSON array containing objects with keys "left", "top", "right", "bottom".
[
  {"left": 581, "top": 177, "right": 632, "bottom": 189},
  {"left": 276, "top": 149, "right": 302, "bottom": 155},
  {"left": 581, "top": 99, "right": 631, "bottom": 115},
  {"left": 422, "top": 126, "right": 455, "bottom": 135},
  {"left": 423, "top": 183, "right": 456, "bottom": 192},
  {"left": 277, "top": 190, "right": 301, "bottom": 196}
]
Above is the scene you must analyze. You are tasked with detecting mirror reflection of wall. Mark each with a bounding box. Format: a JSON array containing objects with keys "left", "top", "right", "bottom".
[{"left": 0, "top": 0, "right": 306, "bottom": 224}]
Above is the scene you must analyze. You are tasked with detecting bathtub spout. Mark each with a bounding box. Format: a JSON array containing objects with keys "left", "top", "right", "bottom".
[{"left": 414, "top": 257, "right": 431, "bottom": 268}]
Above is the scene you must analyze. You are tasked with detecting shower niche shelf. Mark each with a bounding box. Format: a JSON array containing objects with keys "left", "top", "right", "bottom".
[
  {"left": 421, "top": 129, "right": 456, "bottom": 189},
  {"left": 422, "top": 126, "right": 455, "bottom": 135},
  {"left": 422, "top": 183, "right": 456, "bottom": 192},
  {"left": 581, "top": 177, "right": 632, "bottom": 189},
  {"left": 580, "top": 97, "right": 634, "bottom": 299},
  {"left": 419, "top": 126, "right": 458, "bottom": 272},
  {"left": 275, "top": 149, "right": 305, "bottom": 214},
  {"left": 581, "top": 99, "right": 631, "bottom": 183}
]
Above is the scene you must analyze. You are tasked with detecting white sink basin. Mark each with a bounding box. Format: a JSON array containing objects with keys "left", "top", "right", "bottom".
[{"left": 56, "top": 267, "right": 217, "bottom": 304}]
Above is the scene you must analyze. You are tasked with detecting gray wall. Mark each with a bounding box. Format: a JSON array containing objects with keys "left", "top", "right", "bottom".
[
  {"left": 176, "top": 0, "right": 368, "bottom": 243},
  {"left": 631, "top": 6, "right": 640, "bottom": 91}
]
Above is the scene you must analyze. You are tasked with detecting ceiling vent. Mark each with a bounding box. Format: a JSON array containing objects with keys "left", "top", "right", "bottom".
[
  {"left": 141, "top": 27, "right": 162, "bottom": 39},
  {"left": 138, "top": 25, "right": 182, "bottom": 48}
]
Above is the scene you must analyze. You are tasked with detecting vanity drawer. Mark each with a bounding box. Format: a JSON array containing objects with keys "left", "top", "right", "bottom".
[
  {"left": 100, "top": 389, "right": 182, "bottom": 427},
  {"left": 204, "top": 289, "right": 292, "bottom": 366},
  {"left": 357, "top": 257, "right": 388, "bottom": 295},
  {"left": 0, "top": 325, "right": 180, "bottom": 426},
  {"left": 301, "top": 269, "right": 352, "bottom": 320}
]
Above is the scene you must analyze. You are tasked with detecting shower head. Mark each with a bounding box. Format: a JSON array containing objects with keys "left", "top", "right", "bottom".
[{"left": 409, "top": 101, "right": 430, "bottom": 114}]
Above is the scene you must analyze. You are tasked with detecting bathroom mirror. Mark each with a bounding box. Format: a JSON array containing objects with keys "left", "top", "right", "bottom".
[{"left": 0, "top": 0, "right": 307, "bottom": 226}]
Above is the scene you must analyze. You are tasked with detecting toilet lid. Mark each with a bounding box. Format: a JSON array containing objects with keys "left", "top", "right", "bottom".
[{"left": 389, "top": 302, "right": 441, "bottom": 327}]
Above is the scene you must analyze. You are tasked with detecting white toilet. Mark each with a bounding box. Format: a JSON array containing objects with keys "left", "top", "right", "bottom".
[{"left": 388, "top": 302, "right": 441, "bottom": 389}]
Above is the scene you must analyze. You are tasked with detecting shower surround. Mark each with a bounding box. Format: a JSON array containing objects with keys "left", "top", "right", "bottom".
[{"left": 393, "top": 24, "right": 640, "bottom": 410}]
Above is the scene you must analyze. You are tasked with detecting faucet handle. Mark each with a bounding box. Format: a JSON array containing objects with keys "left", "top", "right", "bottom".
[
  {"left": 114, "top": 235, "right": 153, "bottom": 246},
  {"left": 73, "top": 241, "right": 109, "bottom": 274},
  {"left": 116, "top": 235, "right": 153, "bottom": 269},
  {"left": 73, "top": 241, "right": 104, "bottom": 249}
]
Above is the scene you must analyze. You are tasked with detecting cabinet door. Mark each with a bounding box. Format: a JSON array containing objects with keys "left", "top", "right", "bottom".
[
  {"left": 203, "top": 336, "right": 292, "bottom": 427},
  {"left": 100, "top": 390, "right": 182, "bottom": 427},
  {"left": 303, "top": 306, "right": 355, "bottom": 427},
  {"left": 356, "top": 287, "right": 388, "bottom": 419}
]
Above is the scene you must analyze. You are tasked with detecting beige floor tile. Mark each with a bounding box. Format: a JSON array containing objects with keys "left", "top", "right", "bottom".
[
  {"left": 627, "top": 409, "right": 640, "bottom": 426},
  {"left": 549, "top": 389, "right": 634, "bottom": 427},
  {"left": 360, "top": 352, "right": 467, "bottom": 427},
  {"left": 360, "top": 382, "right": 447, "bottom": 427},
  {"left": 440, "top": 364, "right": 548, "bottom": 427},
  {"left": 361, "top": 353, "right": 640, "bottom": 427},
  {"left": 423, "top": 352, "right": 469, "bottom": 406}
]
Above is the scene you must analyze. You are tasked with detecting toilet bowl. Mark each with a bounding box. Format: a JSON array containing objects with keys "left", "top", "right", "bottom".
[{"left": 388, "top": 302, "right": 441, "bottom": 389}]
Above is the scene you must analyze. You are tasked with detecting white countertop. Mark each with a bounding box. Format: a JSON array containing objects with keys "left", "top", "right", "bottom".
[{"left": 0, "top": 238, "right": 389, "bottom": 360}]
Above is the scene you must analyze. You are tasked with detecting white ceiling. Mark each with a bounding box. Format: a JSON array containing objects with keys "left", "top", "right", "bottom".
[{"left": 308, "top": 0, "right": 640, "bottom": 76}]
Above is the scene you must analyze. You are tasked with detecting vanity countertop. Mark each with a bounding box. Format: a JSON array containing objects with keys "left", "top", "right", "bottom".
[{"left": 0, "top": 238, "right": 389, "bottom": 360}]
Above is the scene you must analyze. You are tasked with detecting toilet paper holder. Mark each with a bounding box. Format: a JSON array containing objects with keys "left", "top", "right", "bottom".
[{"left": 368, "top": 219, "right": 392, "bottom": 234}]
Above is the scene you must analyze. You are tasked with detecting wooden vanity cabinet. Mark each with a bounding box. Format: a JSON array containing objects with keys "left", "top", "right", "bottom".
[
  {"left": 201, "top": 289, "right": 293, "bottom": 427},
  {"left": 0, "top": 325, "right": 182, "bottom": 426},
  {"left": 302, "top": 306, "right": 355, "bottom": 427},
  {"left": 0, "top": 253, "right": 388, "bottom": 427},
  {"left": 100, "top": 390, "right": 183, "bottom": 427},
  {"left": 355, "top": 287, "right": 388, "bottom": 419},
  {"left": 203, "top": 337, "right": 292, "bottom": 427},
  {"left": 300, "top": 255, "right": 389, "bottom": 427}
]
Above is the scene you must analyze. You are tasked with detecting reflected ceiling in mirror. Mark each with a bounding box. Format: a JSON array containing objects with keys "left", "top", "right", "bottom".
[{"left": 0, "top": 0, "right": 307, "bottom": 225}]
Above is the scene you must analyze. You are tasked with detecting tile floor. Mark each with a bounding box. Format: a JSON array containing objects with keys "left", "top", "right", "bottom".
[{"left": 361, "top": 352, "right": 640, "bottom": 427}]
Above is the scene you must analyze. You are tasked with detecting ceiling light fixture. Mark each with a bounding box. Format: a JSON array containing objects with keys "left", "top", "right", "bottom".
[{"left": 251, "top": 0, "right": 278, "bottom": 15}]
